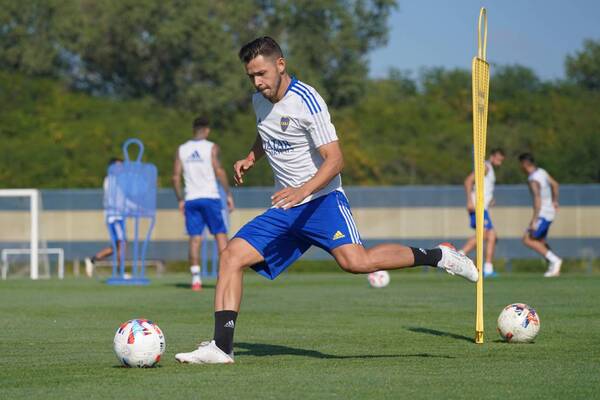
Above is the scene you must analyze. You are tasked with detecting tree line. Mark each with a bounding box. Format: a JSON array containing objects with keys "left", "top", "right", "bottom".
[{"left": 1, "top": 1, "right": 599, "bottom": 187}]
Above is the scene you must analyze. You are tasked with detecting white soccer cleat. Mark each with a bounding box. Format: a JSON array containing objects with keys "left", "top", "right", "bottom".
[
  {"left": 437, "top": 243, "right": 479, "bottom": 283},
  {"left": 175, "top": 340, "right": 234, "bottom": 364},
  {"left": 84, "top": 257, "right": 94, "bottom": 278},
  {"left": 544, "top": 259, "right": 562, "bottom": 277}
]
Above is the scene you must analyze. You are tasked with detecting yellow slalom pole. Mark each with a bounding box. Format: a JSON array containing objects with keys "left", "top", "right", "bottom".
[{"left": 472, "top": 7, "right": 489, "bottom": 344}]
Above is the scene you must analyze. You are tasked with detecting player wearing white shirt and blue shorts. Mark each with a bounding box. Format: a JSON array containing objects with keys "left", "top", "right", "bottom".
[
  {"left": 173, "top": 117, "right": 234, "bottom": 291},
  {"left": 460, "top": 149, "right": 505, "bottom": 277},
  {"left": 175, "top": 37, "right": 478, "bottom": 364},
  {"left": 519, "top": 153, "right": 562, "bottom": 277},
  {"left": 84, "top": 158, "right": 127, "bottom": 277}
]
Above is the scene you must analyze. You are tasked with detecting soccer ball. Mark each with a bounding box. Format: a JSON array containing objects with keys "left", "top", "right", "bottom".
[
  {"left": 113, "top": 319, "right": 166, "bottom": 367},
  {"left": 368, "top": 271, "right": 390, "bottom": 288},
  {"left": 497, "top": 303, "right": 540, "bottom": 343}
]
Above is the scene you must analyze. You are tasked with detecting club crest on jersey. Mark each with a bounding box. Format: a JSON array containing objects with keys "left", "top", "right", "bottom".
[{"left": 280, "top": 116, "right": 290, "bottom": 132}]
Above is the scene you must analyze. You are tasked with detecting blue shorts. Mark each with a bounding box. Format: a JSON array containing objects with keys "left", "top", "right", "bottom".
[
  {"left": 234, "top": 190, "right": 362, "bottom": 280},
  {"left": 529, "top": 217, "right": 552, "bottom": 240},
  {"left": 185, "top": 198, "right": 227, "bottom": 236},
  {"left": 108, "top": 220, "right": 126, "bottom": 242},
  {"left": 469, "top": 210, "right": 493, "bottom": 230}
]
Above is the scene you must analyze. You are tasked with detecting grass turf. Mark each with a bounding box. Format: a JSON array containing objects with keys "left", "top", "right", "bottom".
[{"left": 1, "top": 268, "right": 599, "bottom": 399}]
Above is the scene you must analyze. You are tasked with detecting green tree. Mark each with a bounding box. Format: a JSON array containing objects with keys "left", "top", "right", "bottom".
[
  {"left": 566, "top": 39, "right": 600, "bottom": 91},
  {"left": 0, "top": 0, "right": 397, "bottom": 115},
  {"left": 491, "top": 64, "right": 541, "bottom": 100},
  {"left": 420, "top": 67, "right": 472, "bottom": 119},
  {"left": 0, "top": 0, "right": 75, "bottom": 75},
  {"left": 271, "top": 0, "right": 397, "bottom": 107}
]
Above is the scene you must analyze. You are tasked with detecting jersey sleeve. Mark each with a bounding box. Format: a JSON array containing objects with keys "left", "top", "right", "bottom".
[
  {"left": 294, "top": 85, "right": 338, "bottom": 148},
  {"left": 528, "top": 170, "right": 543, "bottom": 185}
]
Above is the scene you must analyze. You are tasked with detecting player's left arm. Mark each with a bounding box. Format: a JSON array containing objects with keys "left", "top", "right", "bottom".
[
  {"left": 548, "top": 174, "right": 560, "bottom": 210},
  {"left": 211, "top": 144, "right": 235, "bottom": 212},
  {"left": 271, "top": 141, "right": 344, "bottom": 210}
]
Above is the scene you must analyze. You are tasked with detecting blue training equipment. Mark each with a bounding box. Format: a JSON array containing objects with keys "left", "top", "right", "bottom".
[{"left": 105, "top": 138, "right": 157, "bottom": 285}]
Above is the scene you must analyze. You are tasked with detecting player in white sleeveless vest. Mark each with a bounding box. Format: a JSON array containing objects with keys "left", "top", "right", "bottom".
[
  {"left": 460, "top": 148, "right": 505, "bottom": 277},
  {"left": 173, "top": 117, "right": 234, "bottom": 291},
  {"left": 519, "top": 153, "right": 562, "bottom": 277},
  {"left": 175, "top": 37, "right": 478, "bottom": 365},
  {"left": 84, "top": 157, "right": 126, "bottom": 277}
]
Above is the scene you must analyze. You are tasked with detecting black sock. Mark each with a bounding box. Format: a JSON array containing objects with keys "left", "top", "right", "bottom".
[
  {"left": 410, "top": 247, "right": 442, "bottom": 267},
  {"left": 214, "top": 310, "right": 237, "bottom": 355}
]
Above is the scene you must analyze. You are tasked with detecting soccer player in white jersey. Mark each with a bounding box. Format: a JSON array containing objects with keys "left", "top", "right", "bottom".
[
  {"left": 173, "top": 117, "right": 234, "bottom": 291},
  {"left": 175, "top": 37, "right": 478, "bottom": 364},
  {"left": 85, "top": 158, "right": 126, "bottom": 277},
  {"left": 460, "top": 148, "right": 505, "bottom": 277},
  {"left": 519, "top": 153, "right": 562, "bottom": 277}
]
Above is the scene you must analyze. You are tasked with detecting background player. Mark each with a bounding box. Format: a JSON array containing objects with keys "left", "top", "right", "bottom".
[
  {"left": 175, "top": 37, "right": 478, "bottom": 364},
  {"left": 85, "top": 158, "right": 126, "bottom": 277},
  {"left": 460, "top": 148, "right": 505, "bottom": 277},
  {"left": 173, "top": 117, "right": 234, "bottom": 291},
  {"left": 519, "top": 153, "right": 562, "bottom": 277}
]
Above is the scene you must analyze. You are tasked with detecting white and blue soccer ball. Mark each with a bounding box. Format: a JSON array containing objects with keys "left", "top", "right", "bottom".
[
  {"left": 497, "top": 303, "right": 540, "bottom": 343},
  {"left": 368, "top": 271, "right": 390, "bottom": 288},
  {"left": 113, "top": 319, "right": 166, "bottom": 367}
]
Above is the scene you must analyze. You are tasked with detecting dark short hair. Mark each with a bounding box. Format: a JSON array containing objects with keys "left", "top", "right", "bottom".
[
  {"left": 238, "top": 36, "right": 283, "bottom": 63},
  {"left": 490, "top": 148, "right": 505, "bottom": 156},
  {"left": 518, "top": 152, "right": 536, "bottom": 164},
  {"left": 108, "top": 157, "right": 122, "bottom": 166},
  {"left": 193, "top": 117, "right": 210, "bottom": 131}
]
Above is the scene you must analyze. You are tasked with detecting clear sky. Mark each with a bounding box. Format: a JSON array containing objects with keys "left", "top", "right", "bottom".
[{"left": 369, "top": 0, "right": 600, "bottom": 80}]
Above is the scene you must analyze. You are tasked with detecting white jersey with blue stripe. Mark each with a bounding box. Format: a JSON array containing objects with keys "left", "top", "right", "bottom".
[{"left": 252, "top": 78, "right": 342, "bottom": 205}]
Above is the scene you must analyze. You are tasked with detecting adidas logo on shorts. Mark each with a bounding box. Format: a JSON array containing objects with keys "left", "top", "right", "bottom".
[{"left": 332, "top": 231, "right": 345, "bottom": 240}]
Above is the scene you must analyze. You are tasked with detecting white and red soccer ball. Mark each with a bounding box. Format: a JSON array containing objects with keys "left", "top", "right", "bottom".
[
  {"left": 497, "top": 303, "right": 540, "bottom": 343},
  {"left": 113, "top": 319, "right": 165, "bottom": 367},
  {"left": 368, "top": 270, "right": 390, "bottom": 288}
]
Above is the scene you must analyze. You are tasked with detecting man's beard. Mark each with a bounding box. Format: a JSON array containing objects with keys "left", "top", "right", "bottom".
[{"left": 263, "top": 74, "right": 282, "bottom": 102}]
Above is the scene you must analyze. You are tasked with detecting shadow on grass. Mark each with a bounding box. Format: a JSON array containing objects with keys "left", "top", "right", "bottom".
[
  {"left": 166, "top": 283, "right": 216, "bottom": 289},
  {"left": 235, "top": 342, "right": 454, "bottom": 360},
  {"left": 493, "top": 339, "right": 531, "bottom": 344},
  {"left": 406, "top": 327, "right": 473, "bottom": 343}
]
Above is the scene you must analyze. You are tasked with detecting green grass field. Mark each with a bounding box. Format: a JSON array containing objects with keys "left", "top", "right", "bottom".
[{"left": 2, "top": 267, "right": 600, "bottom": 399}]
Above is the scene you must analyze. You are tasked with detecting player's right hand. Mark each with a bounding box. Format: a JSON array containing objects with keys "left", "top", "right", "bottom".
[
  {"left": 178, "top": 200, "right": 185, "bottom": 215},
  {"left": 226, "top": 193, "right": 235, "bottom": 212},
  {"left": 466, "top": 201, "right": 475, "bottom": 212},
  {"left": 233, "top": 158, "right": 254, "bottom": 185},
  {"left": 529, "top": 219, "right": 538, "bottom": 231}
]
